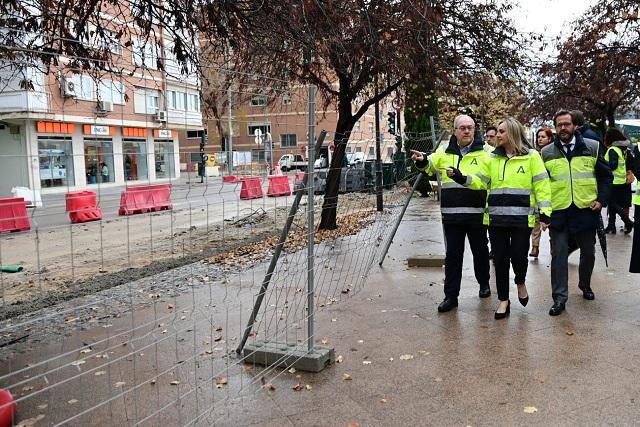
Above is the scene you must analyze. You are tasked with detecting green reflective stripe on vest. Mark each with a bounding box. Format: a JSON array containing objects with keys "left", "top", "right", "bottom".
[
  {"left": 490, "top": 188, "right": 531, "bottom": 196},
  {"left": 550, "top": 173, "right": 571, "bottom": 181},
  {"left": 441, "top": 207, "right": 486, "bottom": 214},
  {"left": 488, "top": 206, "right": 534, "bottom": 216},
  {"left": 605, "top": 146, "right": 627, "bottom": 185},
  {"left": 532, "top": 172, "right": 548, "bottom": 182}
]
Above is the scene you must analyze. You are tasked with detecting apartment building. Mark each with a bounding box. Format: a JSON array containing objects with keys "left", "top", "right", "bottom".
[
  {"left": 0, "top": 7, "right": 202, "bottom": 196},
  {"left": 191, "top": 85, "right": 402, "bottom": 171}
]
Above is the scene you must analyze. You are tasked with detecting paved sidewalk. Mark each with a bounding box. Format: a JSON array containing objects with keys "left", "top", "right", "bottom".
[
  {"left": 235, "top": 198, "right": 640, "bottom": 426},
  {"left": 3, "top": 197, "right": 639, "bottom": 426}
]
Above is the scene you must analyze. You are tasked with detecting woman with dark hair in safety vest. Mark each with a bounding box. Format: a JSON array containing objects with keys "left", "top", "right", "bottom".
[
  {"left": 447, "top": 117, "right": 552, "bottom": 319},
  {"left": 603, "top": 128, "right": 634, "bottom": 234}
]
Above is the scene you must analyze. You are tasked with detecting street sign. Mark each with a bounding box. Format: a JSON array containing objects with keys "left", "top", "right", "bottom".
[
  {"left": 254, "top": 129, "right": 263, "bottom": 145},
  {"left": 392, "top": 96, "right": 404, "bottom": 111}
]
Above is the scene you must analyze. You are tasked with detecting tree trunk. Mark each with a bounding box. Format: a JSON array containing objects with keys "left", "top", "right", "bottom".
[
  {"left": 318, "top": 100, "right": 355, "bottom": 230},
  {"left": 606, "top": 109, "right": 616, "bottom": 128}
]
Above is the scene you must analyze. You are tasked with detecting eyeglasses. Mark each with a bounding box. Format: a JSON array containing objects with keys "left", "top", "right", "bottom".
[
  {"left": 456, "top": 126, "right": 475, "bottom": 132},
  {"left": 556, "top": 123, "right": 573, "bottom": 129}
]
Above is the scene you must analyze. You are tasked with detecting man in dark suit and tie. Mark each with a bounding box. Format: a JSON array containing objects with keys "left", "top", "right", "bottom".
[{"left": 540, "top": 110, "right": 613, "bottom": 316}]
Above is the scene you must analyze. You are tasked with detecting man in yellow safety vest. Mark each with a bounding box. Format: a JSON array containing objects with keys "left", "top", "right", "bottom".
[
  {"left": 541, "top": 110, "right": 613, "bottom": 316},
  {"left": 411, "top": 114, "right": 493, "bottom": 312}
]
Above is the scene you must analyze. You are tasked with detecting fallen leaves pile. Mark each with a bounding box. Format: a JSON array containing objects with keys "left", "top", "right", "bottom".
[{"left": 207, "top": 210, "right": 378, "bottom": 268}]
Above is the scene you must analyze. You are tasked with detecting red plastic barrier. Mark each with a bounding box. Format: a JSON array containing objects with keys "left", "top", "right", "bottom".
[
  {"left": 119, "top": 184, "right": 173, "bottom": 216},
  {"left": 0, "top": 197, "right": 31, "bottom": 233},
  {"left": 65, "top": 190, "right": 102, "bottom": 224},
  {"left": 239, "top": 177, "right": 264, "bottom": 200},
  {"left": 267, "top": 175, "right": 291, "bottom": 197},
  {"left": 223, "top": 175, "right": 239, "bottom": 183},
  {"left": 0, "top": 389, "right": 16, "bottom": 427},
  {"left": 294, "top": 172, "right": 306, "bottom": 190}
]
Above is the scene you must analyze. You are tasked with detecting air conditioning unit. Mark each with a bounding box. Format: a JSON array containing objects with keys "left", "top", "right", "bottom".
[
  {"left": 155, "top": 110, "right": 168, "bottom": 122},
  {"left": 97, "top": 100, "right": 114, "bottom": 112},
  {"left": 61, "top": 78, "right": 77, "bottom": 98}
]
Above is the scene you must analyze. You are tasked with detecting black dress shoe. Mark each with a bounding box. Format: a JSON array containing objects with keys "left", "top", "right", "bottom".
[
  {"left": 517, "top": 284, "right": 529, "bottom": 307},
  {"left": 437, "top": 297, "right": 458, "bottom": 313},
  {"left": 624, "top": 221, "right": 634, "bottom": 234},
  {"left": 549, "top": 301, "right": 565, "bottom": 316},
  {"left": 578, "top": 284, "right": 595, "bottom": 300},
  {"left": 479, "top": 288, "right": 491, "bottom": 298},
  {"left": 494, "top": 300, "right": 510, "bottom": 320}
]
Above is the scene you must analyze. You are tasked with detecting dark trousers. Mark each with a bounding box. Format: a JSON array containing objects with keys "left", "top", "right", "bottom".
[
  {"left": 443, "top": 223, "right": 490, "bottom": 298},
  {"left": 489, "top": 226, "right": 531, "bottom": 301},
  {"left": 549, "top": 228, "right": 596, "bottom": 304},
  {"left": 631, "top": 205, "right": 640, "bottom": 273}
]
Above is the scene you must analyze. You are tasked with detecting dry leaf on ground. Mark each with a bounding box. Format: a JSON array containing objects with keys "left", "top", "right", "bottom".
[
  {"left": 399, "top": 354, "right": 414, "bottom": 360},
  {"left": 523, "top": 406, "right": 538, "bottom": 414},
  {"left": 343, "top": 373, "right": 352, "bottom": 381}
]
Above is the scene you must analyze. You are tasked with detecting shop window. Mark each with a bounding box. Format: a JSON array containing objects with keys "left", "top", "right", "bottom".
[
  {"left": 369, "top": 146, "right": 375, "bottom": 156},
  {"left": 84, "top": 137, "right": 115, "bottom": 184},
  {"left": 123, "top": 139, "right": 148, "bottom": 181},
  {"left": 38, "top": 136, "right": 74, "bottom": 188},
  {"left": 155, "top": 140, "right": 175, "bottom": 179},
  {"left": 387, "top": 147, "right": 394, "bottom": 159}
]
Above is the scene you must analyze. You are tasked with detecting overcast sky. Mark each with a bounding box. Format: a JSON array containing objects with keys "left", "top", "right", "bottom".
[{"left": 510, "top": 0, "right": 597, "bottom": 57}]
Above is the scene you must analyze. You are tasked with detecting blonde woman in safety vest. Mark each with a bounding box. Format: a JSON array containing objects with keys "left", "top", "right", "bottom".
[
  {"left": 478, "top": 118, "right": 552, "bottom": 319},
  {"left": 540, "top": 110, "right": 613, "bottom": 316}
]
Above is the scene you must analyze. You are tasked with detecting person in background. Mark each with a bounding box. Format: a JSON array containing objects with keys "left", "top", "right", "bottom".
[
  {"left": 463, "top": 118, "right": 551, "bottom": 319},
  {"left": 485, "top": 125, "right": 498, "bottom": 259},
  {"left": 529, "top": 128, "right": 554, "bottom": 258},
  {"left": 485, "top": 126, "right": 498, "bottom": 147},
  {"left": 541, "top": 110, "right": 612, "bottom": 316},
  {"left": 100, "top": 162, "right": 109, "bottom": 183},
  {"left": 571, "top": 110, "right": 603, "bottom": 144},
  {"left": 628, "top": 142, "right": 640, "bottom": 273},
  {"left": 603, "top": 128, "right": 634, "bottom": 234},
  {"left": 411, "top": 114, "right": 493, "bottom": 313}
]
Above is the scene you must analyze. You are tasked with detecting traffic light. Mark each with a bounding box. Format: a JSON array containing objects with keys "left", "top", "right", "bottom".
[{"left": 387, "top": 112, "right": 396, "bottom": 135}]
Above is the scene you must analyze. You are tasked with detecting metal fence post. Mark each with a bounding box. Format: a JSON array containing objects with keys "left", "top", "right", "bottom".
[{"left": 307, "top": 85, "right": 316, "bottom": 352}]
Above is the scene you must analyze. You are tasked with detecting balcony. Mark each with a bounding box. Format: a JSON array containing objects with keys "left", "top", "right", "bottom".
[{"left": 0, "top": 90, "right": 50, "bottom": 113}]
